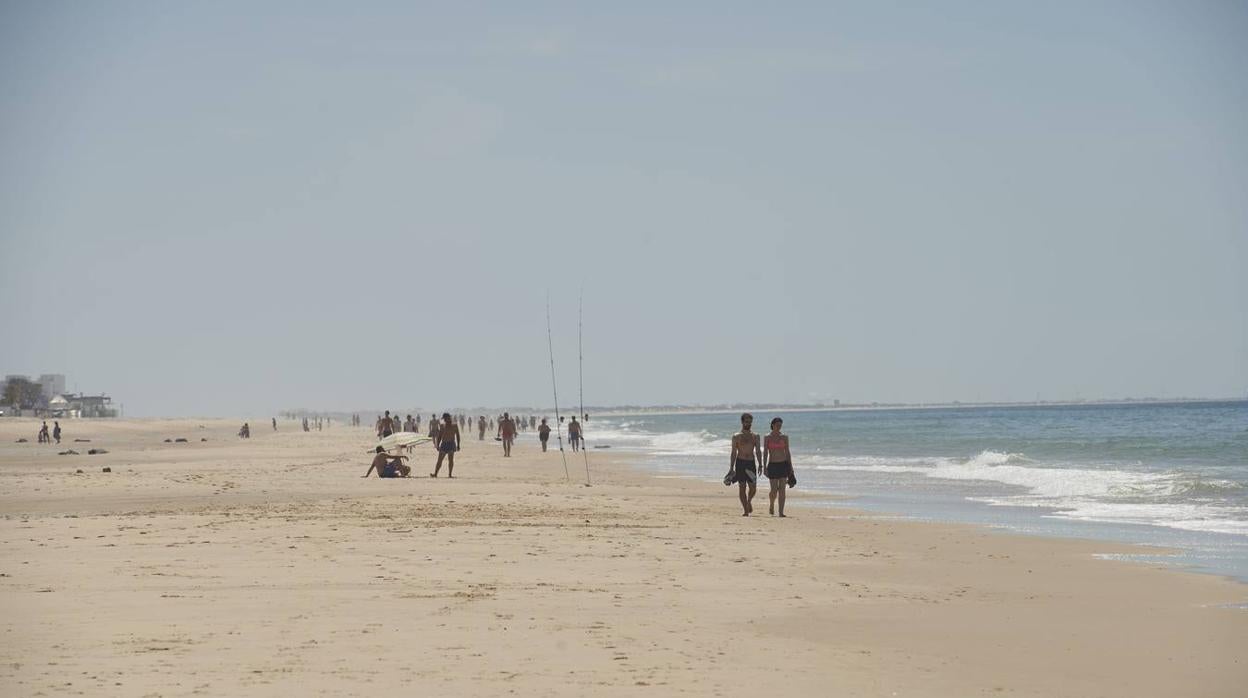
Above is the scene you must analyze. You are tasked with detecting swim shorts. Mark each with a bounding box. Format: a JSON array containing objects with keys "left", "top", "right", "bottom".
[{"left": 732, "top": 459, "right": 757, "bottom": 484}]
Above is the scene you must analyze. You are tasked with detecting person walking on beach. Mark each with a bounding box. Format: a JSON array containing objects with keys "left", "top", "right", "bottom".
[
  {"left": 363, "top": 446, "right": 410, "bottom": 478},
  {"left": 727, "top": 413, "right": 762, "bottom": 516},
  {"left": 52, "top": 421, "right": 61, "bottom": 444},
  {"left": 498, "top": 412, "right": 516, "bottom": 457},
  {"left": 428, "top": 413, "right": 441, "bottom": 448},
  {"left": 272, "top": 417, "right": 277, "bottom": 431},
  {"left": 430, "top": 412, "right": 460, "bottom": 478},
  {"left": 38, "top": 421, "right": 49, "bottom": 443},
  {"left": 763, "top": 417, "right": 793, "bottom": 517},
  {"left": 568, "top": 416, "right": 582, "bottom": 452},
  {"left": 538, "top": 418, "right": 551, "bottom": 452}
]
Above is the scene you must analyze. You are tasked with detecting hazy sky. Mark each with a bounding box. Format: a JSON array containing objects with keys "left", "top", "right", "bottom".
[{"left": 2, "top": 2, "right": 1245, "bottom": 416}]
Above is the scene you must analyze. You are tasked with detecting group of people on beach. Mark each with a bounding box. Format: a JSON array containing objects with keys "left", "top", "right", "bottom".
[
  {"left": 363, "top": 410, "right": 589, "bottom": 479},
  {"left": 727, "top": 413, "right": 795, "bottom": 517},
  {"left": 36, "top": 420, "right": 62, "bottom": 444},
  {"left": 361, "top": 409, "right": 793, "bottom": 518}
]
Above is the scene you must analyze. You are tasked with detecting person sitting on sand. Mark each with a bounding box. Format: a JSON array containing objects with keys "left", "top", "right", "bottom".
[
  {"left": 763, "top": 417, "right": 793, "bottom": 517},
  {"left": 498, "top": 412, "right": 516, "bottom": 457},
  {"left": 727, "top": 413, "right": 762, "bottom": 516},
  {"left": 430, "top": 412, "right": 461, "bottom": 478},
  {"left": 363, "top": 446, "right": 410, "bottom": 478}
]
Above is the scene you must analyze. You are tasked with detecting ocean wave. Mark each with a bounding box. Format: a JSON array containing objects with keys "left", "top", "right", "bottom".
[
  {"left": 805, "top": 451, "right": 1248, "bottom": 537},
  {"left": 584, "top": 422, "right": 730, "bottom": 456}
]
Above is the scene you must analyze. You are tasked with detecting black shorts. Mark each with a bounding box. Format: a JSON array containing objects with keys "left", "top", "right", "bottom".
[
  {"left": 732, "top": 459, "right": 757, "bottom": 484},
  {"left": 439, "top": 441, "right": 457, "bottom": 454},
  {"left": 765, "top": 461, "right": 792, "bottom": 480}
]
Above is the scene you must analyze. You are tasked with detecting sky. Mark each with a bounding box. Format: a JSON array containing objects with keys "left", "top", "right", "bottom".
[{"left": 1, "top": 1, "right": 1245, "bottom": 416}]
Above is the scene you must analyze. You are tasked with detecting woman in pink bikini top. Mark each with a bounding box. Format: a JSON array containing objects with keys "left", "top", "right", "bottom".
[{"left": 763, "top": 418, "right": 793, "bottom": 517}]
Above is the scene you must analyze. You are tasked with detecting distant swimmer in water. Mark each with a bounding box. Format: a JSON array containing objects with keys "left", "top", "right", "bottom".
[
  {"left": 763, "top": 417, "right": 793, "bottom": 517},
  {"left": 430, "top": 412, "right": 460, "bottom": 478},
  {"left": 727, "top": 413, "right": 762, "bottom": 516},
  {"left": 364, "top": 446, "right": 410, "bottom": 478}
]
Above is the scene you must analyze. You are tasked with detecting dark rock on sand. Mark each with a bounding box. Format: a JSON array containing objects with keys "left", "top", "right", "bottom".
[
  {"left": 102, "top": 467, "right": 111, "bottom": 473},
  {"left": 74, "top": 438, "right": 90, "bottom": 442},
  {"left": 174, "top": 438, "right": 188, "bottom": 443},
  {"left": 88, "top": 448, "right": 109, "bottom": 455},
  {"left": 16, "top": 438, "right": 28, "bottom": 443},
  {"left": 58, "top": 450, "right": 79, "bottom": 456}
]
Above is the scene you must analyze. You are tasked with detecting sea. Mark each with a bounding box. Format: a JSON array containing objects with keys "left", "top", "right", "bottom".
[{"left": 578, "top": 401, "right": 1248, "bottom": 583}]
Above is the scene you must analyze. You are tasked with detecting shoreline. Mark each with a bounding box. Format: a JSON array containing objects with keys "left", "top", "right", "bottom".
[{"left": 2, "top": 418, "right": 1245, "bottom": 696}]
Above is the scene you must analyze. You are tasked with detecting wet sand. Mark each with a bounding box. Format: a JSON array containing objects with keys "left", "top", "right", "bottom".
[{"left": 1, "top": 418, "right": 1244, "bottom": 696}]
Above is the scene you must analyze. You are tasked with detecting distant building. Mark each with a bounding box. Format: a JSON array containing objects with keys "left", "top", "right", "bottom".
[
  {"left": 1, "top": 373, "right": 117, "bottom": 418},
  {"left": 38, "top": 374, "right": 66, "bottom": 400},
  {"left": 56, "top": 394, "right": 116, "bottom": 419}
]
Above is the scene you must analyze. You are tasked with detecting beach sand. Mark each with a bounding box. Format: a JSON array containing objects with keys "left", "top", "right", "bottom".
[{"left": 1, "top": 418, "right": 1244, "bottom": 696}]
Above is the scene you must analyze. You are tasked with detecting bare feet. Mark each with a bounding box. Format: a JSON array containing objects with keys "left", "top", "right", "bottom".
[{"left": 429, "top": 473, "right": 437, "bottom": 478}]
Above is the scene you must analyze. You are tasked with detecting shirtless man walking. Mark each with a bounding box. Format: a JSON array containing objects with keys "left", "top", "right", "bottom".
[
  {"left": 498, "top": 412, "right": 516, "bottom": 457},
  {"left": 727, "top": 413, "right": 763, "bottom": 516},
  {"left": 430, "top": 412, "right": 460, "bottom": 478}
]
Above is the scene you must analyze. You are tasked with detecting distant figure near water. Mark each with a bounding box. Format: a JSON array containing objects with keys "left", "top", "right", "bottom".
[
  {"left": 727, "top": 413, "right": 761, "bottom": 516},
  {"left": 568, "top": 416, "right": 582, "bottom": 452},
  {"left": 498, "top": 412, "right": 516, "bottom": 457},
  {"left": 477, "top": 415, "right": 487, "bottom": 441},
  {"left": 53, "top": 421, "right": 62, "bottom": 444},
  {"left": 538, "top": 418, "right": 551, "bottom": 452}
]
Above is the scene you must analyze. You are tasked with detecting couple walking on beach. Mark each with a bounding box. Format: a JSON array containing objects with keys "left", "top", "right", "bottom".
[{"left": 726, "top": 413, "right": 795, "bottom": 517}]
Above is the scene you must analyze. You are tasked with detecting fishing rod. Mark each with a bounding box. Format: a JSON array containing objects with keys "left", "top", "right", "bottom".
[
  {"left": 546, "top": 293, "right": 570, "bottom": 481},
  {"left": 578, "top": 290, "right": 591, "bottom": 486}
]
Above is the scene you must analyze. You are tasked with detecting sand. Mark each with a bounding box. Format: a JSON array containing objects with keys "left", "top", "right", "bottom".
[{"left": 1, "top": 417, "right": 1245, "bottom": 697}]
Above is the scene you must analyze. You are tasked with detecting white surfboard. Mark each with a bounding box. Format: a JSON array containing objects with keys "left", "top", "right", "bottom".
[{"left": 370, "top": 432, "right": 431, "bottom": 452}]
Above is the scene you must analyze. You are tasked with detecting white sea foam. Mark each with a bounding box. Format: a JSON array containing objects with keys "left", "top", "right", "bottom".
[
  {"left": 804, "top": 450, "right": 1248, "bottom": 537},
  {"left": 584, "top": 422, "right": 730, "bottom": 456}
]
